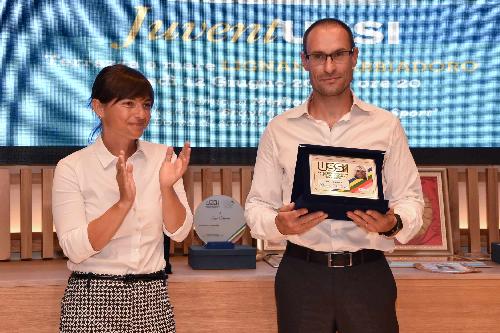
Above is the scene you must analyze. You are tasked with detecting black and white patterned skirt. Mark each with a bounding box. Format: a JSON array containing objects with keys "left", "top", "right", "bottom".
[{"left": 60, "top": 271, "right": 175, "bottom": 332}]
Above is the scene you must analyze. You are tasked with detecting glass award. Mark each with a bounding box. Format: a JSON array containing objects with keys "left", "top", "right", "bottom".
[
  {"left": 291, "top": 144, "right": 389, "bottom": 220},
  {"left": 189, "top": 195, "right": 256, "bottom": 270},
  {"left": 193, "top": 195, "right": 246, "bottom": 248}
]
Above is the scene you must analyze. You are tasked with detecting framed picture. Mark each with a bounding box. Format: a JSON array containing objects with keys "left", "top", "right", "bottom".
[
  {"left": 389, "top": 168, "right": 453, "bottom": 256},
  {"left": 263, "top": 239, "right": 287, "bottom": 251},
  {"left": 292, "top": 144, "right": 388, "bottom": 220}
]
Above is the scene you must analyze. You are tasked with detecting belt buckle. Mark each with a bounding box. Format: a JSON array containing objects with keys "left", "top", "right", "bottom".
[{"left": 328, "top": 252, "right": 353, "bottom": 268}]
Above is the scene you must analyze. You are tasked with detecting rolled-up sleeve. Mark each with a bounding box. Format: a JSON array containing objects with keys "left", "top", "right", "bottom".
[
  {"left": 162, "top": 176, "right": 193, "bottom": 242},
  {"left": 245, "top": 126, "right": 287, "bottom": 241},
  {"left": 384, "top": 119, "right": 424, "bottom": 244},
  {"left": 52, "top": 161, "right": 99, "bottom": 264}
]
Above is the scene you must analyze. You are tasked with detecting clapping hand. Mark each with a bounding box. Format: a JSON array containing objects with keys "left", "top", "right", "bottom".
[
  {"left": 116, "top": 150, "right": 136, "bottom": 209},
  {"left": 160, "top": 142, "right": 191, "bottom": 189}
]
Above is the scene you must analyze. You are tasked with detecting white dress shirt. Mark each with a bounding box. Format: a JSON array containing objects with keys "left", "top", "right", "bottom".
[
  {"left": 53, "top": 136, "right": 193, "bottom": 274},
  {"left": 245, "top": 93, "right": 424, "bottom": 252}
]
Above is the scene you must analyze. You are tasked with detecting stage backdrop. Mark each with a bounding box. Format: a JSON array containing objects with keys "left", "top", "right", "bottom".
[{"left": 1, "top": 1, "right": 499, "bottom": 153}]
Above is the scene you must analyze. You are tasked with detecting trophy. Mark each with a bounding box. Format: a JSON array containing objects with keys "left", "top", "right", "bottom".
[
  {"left": 291, "top": 144, "right": 389, "bottom": 220},
  {"left": 193, "top": 195, "right": 246, "bottom": 248},
  {"left": 188, "top": 195, "right": 256, "bottom": 269}
]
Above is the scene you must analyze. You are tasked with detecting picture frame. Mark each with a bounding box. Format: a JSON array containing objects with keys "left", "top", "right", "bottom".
[
  {"left": 291, "top": 144, "right": 388, "bottom": 220},
  {"left": 389, "top": 168, "right": 453, "bottom": 256}
]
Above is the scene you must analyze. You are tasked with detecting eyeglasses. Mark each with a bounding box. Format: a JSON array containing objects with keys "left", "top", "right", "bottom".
[{"left": 305, "top": 48, "right": 354, "bottom": 65}]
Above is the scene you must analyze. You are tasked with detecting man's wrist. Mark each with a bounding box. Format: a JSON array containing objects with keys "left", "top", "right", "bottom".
[{"left": 379, "top": 214, "right": 403, "bottom": 238}]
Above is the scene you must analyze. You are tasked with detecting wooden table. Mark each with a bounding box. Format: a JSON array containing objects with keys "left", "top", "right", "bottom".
[{"left": 1, "top": 257, "right": 499, "bottom": 333}]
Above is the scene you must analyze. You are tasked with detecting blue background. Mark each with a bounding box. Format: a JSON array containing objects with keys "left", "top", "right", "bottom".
[{"left": 1, "top": 0, "right": 499, "bottom": 148}]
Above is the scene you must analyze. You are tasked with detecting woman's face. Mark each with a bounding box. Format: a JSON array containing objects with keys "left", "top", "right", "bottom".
[{"left": 93, "top": 96, "right": 152, "bottom": 141}]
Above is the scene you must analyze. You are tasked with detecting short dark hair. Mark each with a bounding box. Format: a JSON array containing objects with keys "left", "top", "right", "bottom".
[
  {"left": 91, "top": 64, "right": 154, "bottom": 106},
  {"left": 88, "top": 64, "right": 154, "bottom": 143},
  {"left": 302, "top": 18, "right": 355, "bottom": 54}
]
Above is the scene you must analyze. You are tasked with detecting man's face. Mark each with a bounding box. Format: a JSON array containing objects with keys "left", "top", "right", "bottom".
[
  {"left": 355, "top": 168, "right": 366, "bottom": 179},
  {"left": 301, "top": 25, "right": 358, "bottom": 98}
]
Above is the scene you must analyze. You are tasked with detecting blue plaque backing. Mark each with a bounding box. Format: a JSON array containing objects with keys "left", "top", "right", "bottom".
[{"left": 188, "top": 245, "right": 256, "bottom": 270}]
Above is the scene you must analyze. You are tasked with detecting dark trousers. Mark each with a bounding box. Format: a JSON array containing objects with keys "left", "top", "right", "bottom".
[{"left": 275, "top": 250, "right": 398, "bottom": 333}]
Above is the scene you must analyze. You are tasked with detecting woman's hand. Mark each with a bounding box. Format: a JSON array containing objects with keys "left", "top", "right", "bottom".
[
  {"left": 160, "top": 142, "right": 191, "bottom": 189},
  {"left": 88, "top": 150, "right": 136, "bottom": 251},
  {"left": 116, "top": 150, "right": 136, "bottom": 209}
]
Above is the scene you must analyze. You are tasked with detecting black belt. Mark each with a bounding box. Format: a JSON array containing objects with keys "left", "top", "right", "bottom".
[
  {"left": 285, "top": 242, "right": 384, "bottom": 268},
  {"left": 70, "top": 270, "right": 166, "bottom": 283}
]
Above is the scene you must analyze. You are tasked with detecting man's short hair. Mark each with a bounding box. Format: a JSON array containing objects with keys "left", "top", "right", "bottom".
[{"left": 302, "top": 18, "right": 355, "bottom": 53}]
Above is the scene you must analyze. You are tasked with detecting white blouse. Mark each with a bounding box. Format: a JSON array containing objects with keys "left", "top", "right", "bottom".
[{"left": 53, "top": 137, "right": 193, "bottom": 274}]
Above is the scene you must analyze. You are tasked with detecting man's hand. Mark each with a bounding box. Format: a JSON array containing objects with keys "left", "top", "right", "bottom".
[
  {"left": 275, "top": 202, "right": 328, "bottom": 235},
  {"left": 347, "top": 209, "right": 396, "bottom": 233}
]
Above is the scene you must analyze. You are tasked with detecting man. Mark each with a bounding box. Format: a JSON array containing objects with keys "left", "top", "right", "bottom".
[
  {"left": 354, "top": 165, "right": 367, "bottom": 180},
  {"left": 245, "top": 18, "right": 424, "bottom": 333}
]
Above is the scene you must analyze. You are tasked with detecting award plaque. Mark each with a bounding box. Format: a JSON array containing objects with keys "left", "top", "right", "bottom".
[
  {"left": 291, "top": 144, "right": 389, "bottom": 220},
  {"left": 189, "top": 195, "right": 256, "bottom": 270},
  {"left": 193, "top": 195, "right": 246, "bottom": 245}
]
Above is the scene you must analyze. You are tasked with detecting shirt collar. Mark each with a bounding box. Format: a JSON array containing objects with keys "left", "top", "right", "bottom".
[
  {"left": 285, "top": 90, "right": 375, "bottom": 120},
  {"left": 93, "top": 136, "right": 147, "bottom": 169},
  {"left": 284, "top": 97, "right": 311, "bottom": 119},
  {"left": 352, "top": 93, "right": 377, "bottom": 113}
]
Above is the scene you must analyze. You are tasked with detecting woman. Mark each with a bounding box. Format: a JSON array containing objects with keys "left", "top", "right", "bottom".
[{"left": 53, "top": 64, "right": 193, "bottom": 332}]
